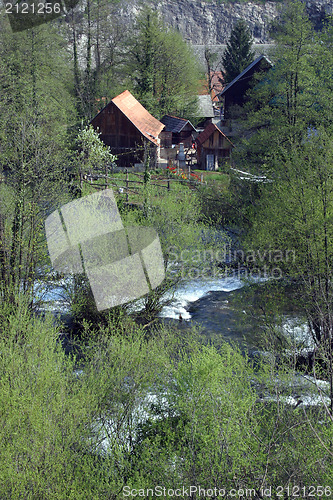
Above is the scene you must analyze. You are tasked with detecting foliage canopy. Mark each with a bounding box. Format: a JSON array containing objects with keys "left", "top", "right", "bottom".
[{"left": 128, "top": 8, "right": 201, "bottom": 118}]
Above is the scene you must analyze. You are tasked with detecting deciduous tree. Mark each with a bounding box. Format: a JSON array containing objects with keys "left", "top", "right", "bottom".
[
  {"left": 237, "top": 2, "right": 333, "bottom": 411},
  {"left": 0, "top": 20, "right": 74, "bottom": 304},
  {"left": 128, "top": 9, "right": 201, "bottom": 118}
]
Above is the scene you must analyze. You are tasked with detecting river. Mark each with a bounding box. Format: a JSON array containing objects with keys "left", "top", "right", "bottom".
[{"left": 39, "top": 271, "right": 330, "bottom": 407}]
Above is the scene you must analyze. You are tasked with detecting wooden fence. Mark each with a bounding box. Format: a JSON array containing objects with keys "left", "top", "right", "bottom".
[{"left": 79, "top": 168, "right": 204, "bottom": 205}]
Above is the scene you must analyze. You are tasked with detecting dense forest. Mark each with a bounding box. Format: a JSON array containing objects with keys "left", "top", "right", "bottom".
[{"left": 0, "top": 0, "right": 333, "bottom": 498}]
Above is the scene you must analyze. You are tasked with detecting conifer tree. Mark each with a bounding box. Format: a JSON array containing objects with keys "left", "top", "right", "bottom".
[{"left": 221, "top": 19, "right": 255, "bottom": 84}]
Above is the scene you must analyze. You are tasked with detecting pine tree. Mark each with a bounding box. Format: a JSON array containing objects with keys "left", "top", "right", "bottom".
[{"left": 221, "top": 19, "right": 255, "bottom": 84}]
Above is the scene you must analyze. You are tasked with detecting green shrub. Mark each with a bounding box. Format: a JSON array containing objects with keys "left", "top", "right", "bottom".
[
  {"left": 1, "top": 302, "right": 332, "bottom": 498},
  {"left": 0, "top": 303, "right": 103, "bottom": 499}
]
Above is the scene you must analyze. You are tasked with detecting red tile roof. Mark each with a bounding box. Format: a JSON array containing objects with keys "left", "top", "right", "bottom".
[
  {"left": 196, "top": 122, "right": 233, "bottom": 146},
  {"left": 112, "top": 90, "right": 164, "bottom": 145}
]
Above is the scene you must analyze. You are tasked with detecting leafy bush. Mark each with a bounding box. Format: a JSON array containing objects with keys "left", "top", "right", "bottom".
[
  {"left": 0, "top": 301, "right": 332, "bottom": 498},
  {"left": 0, "top": 303, "right": 102, "bottom": 499}
]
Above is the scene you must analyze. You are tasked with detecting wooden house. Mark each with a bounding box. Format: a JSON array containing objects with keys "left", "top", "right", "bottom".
[
  {"left": 90, "top": 90, "right": 165, "bottom": 168},
  {"left": 196, "top": 122, "right": 233, "bottom": 171},
  {"left": 160, "top": 115, "right": 196, "bottom": 148},
  {"left": 218, "top": 55, "right": 272, "bottom": 120}
]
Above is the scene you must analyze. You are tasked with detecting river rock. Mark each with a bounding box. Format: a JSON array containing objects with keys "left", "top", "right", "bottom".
[{"left": 187, "top": 286, "right": 267, "bottom": 353}]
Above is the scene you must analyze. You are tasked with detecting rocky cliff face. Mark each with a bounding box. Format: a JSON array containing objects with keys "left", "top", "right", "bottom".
[
  {"left": 156, "top": 0, "right": 277, "bottom": 44},
  {"left": 118, "top": 0, "right": 333, "bottom": 45}
]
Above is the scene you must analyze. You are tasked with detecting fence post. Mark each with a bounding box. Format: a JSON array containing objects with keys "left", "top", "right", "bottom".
[
  {"left": 168, "top": 179, "right": 170, "bottom": 191},
  {"left": 126, "top": 169, "right": 129, "bottom": 203},
  {"left": 79, "top": 168, "right": 83, "bottom": 190}
]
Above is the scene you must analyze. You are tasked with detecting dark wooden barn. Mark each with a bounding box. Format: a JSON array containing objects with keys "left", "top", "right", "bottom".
[
  {"left": 196, "top": 122, "right": 233, "bottom": 170},
  {"left": 218, "top": 55, "right": 272, "bottom": 120},
  {"left": 90, "top": 90, "right": 165, "bottom": 168},
  {"left": 160, "top": 115, "right": 196, "bottom": 148}
]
